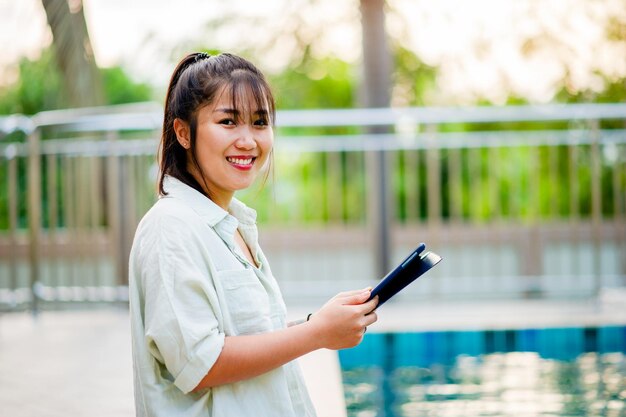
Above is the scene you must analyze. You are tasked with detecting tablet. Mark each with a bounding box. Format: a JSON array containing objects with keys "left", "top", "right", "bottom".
[{"left": 367, "top": 243, "right": 442, "bottom": 307}]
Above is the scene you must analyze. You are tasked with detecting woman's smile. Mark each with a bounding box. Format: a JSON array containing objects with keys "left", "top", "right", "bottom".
[{"left": 226, "top": 155, "right": 257, "bottom": 170}]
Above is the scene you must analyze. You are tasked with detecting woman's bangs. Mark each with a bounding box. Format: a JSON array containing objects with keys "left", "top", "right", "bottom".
[{"left": 228, "top": 72, "right": 275, "bottom": 125}]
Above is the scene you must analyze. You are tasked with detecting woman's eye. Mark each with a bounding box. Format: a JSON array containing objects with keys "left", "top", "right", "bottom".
[
  {"left": 219, "top": 118, "right": 235, "bottom": 125},
  {"left": 254, "top": 118, "right": 269, "bottom": 127}
]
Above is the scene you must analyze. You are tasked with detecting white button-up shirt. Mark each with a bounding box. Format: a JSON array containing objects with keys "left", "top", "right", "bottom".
[{"left": 129, "top": 176, "right": 316, "bottom": 417}]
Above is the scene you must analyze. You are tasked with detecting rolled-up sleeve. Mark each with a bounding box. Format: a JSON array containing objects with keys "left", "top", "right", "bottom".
[{"left": 141, "top": 215, "right": 225, "bottom": 394}]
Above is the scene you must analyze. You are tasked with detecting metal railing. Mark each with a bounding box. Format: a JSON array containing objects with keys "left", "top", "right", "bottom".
[{"left": 1, "top": 103, "right": 625, "bottom": 311}]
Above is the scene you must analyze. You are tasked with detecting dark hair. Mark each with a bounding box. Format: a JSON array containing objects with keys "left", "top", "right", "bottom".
[{"left": 158, "top": 52, "right": 276, "bottom": 196}]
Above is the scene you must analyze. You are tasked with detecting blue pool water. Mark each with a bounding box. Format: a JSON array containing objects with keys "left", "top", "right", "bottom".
[{"left": 338, "top": 326, "right": 626, "bottom": 417}]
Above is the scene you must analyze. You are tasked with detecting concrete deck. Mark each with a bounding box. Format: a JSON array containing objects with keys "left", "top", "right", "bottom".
[
  {"left": 0, "top": 307, "right": 348, "bottom": 417},
  {"left": 1, "top": 293, "right": 625, "bottom": 417}
]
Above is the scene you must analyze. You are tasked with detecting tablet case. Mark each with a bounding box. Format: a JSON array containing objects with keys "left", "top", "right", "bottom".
[{"left": 368, "top": 243, "right": 442, "bottom": 307}]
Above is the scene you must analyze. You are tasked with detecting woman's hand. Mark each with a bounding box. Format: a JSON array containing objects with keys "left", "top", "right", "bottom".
[{"left": 307, "top": 288, "right": 379, "bottom": 350}]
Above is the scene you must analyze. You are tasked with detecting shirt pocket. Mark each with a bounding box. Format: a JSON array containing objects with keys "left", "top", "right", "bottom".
[{"left": 217, "top": 268, "right": 272, "bottom": 335}]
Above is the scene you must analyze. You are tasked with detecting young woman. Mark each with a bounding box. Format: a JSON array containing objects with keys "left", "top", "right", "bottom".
[{"left": 128, "top": 52, "right": 378, "bottom": 417}]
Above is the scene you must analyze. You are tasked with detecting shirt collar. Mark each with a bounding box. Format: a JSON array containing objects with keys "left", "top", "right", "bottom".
[
  {"left": 161, "top": 176, "right": 260, "bottom": 264},
  {"left": 228, "top": 197, "right": 258, "bottom": 226},
  {"left": 162, "top": 176, "right": 258, "bottom": 223},
  {"left": 161, "top": 175, "right": 228, "bottom": 226}
]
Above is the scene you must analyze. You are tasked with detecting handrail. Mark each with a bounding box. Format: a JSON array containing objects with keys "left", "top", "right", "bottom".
[
  {"left": 3, "top": 128, "right": 621, "bottom": 158},
  {"left": 277, "top": 103, "right": 626, "bottom": 127},
  {"left": 1, "top": 102, "right": 625, "bottom": 137},
  {"left": 0, "top": 114, "right": 35, "bottom": 136}
]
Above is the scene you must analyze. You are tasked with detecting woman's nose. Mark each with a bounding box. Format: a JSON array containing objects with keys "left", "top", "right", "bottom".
[{"left": 235, "top": 126, "right": 257, "bottom": 149}]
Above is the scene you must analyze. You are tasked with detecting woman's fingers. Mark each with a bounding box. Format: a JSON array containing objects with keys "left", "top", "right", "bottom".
[
  {"left": 334, "top": 287, "right": 372, "bottom": 302},
  {"left": 363, "top": 310, "right": 378, "bottom": 327},
  {"left": 340, "top": 288, "right": 373, "bottom": 306},
  {"left": 359, "top": 295, "right": 379, "bottom": 314}
]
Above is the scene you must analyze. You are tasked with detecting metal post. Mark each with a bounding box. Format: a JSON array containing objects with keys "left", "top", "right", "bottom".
[
  {"left": 106, "top": 131, "right": 125, "bottom": 293},
  {"left": 590, "top": 120, "right": 602, "bottom": 298},
  {"left": 367, "top": 149, "right": 393, "bottom": 278},
  {"left": 7, "top": 149, "right": 18, "bottom": 308},
  {"left": 120, "top": 154, "right": 133, "bottom": 287},
  {"left": 425, "top": 125, "right": 442, "bottom": 297},
  {"left": 27, "top": 128, "right": 42, "bottom": 314}
]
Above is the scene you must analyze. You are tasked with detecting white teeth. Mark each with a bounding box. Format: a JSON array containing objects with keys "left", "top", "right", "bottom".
[{"left": 227, "top": 157, "right": 253, "bottom": 165}]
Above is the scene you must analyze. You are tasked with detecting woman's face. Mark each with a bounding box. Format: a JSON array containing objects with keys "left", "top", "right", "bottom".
[{"left": 175, "top": 86, "right": 273, "bottom": 208}]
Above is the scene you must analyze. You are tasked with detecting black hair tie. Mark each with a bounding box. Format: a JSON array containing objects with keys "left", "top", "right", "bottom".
[{"left": 195, "top": 52, "right": 211, "bottom": 62}]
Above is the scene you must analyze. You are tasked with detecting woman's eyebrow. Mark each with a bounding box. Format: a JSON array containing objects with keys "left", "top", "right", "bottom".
[
  {"left": 214, "top": 108, "right": 238, "bottom": 115},
  {"left": 214, "top": 108, "right": 268, "bottom": 116}
]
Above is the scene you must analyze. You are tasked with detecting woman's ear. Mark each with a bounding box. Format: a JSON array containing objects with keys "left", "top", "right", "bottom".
[{"left": 173, "top": 118, "right": 191, "bottom": 149}]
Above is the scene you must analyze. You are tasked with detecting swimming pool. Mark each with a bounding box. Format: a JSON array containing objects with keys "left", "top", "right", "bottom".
[{"left": 338, "top": 326, "right": 626, "bottom": 417}]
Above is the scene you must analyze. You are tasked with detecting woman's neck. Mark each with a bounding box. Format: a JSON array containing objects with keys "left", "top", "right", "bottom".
[
  {"left": 210, "top": 192, "right": 233, "bottom": 211},
  {"left": 188, "top": 169, "right": 233, "bottom": 210}
]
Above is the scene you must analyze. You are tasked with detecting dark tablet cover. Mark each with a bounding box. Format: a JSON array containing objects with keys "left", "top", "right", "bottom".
[{"left": 368, "top": 243, "right": 442, "bottom": 307}]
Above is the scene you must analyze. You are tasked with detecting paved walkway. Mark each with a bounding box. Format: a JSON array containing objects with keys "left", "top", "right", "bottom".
[
  {"left": 0, "top": 307, "right": 348, "bottom": 417},
  {"left": 0, "top": 308, "right": 133, "bottom": 417},
  {"left": 1, "top": 293, "right": 625, "bottom": 417}
]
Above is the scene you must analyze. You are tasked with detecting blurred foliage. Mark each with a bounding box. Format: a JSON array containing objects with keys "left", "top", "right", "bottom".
[
  {"left": 101, "top": 66, "right": 153, "bottom": 106},
  {"left": 252, "top": 46, "right": 440, "bottom": 224},
  {"left": 392, "top": 44, "right": 438, "bottom": 106},
  {"left": 1, "top": 42, "right": 625, "bottom": 230},
  {"left": 245, "top": 45, "right": 626, "bottom": 225},
  {"left": 0, "top": 47, "right": 152, "bottom": 116},
  {"left": 0, "top": 49, "right": 65, "bottom": 115},
  {"left": 269, "top": 55, "right": 356, "bottom": 110}
]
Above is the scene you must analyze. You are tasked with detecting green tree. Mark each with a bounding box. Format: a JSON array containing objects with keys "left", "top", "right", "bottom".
[
  {"left": 0, "top": 49, "right": 65, "bottom": 115},
  {"left": 270, "top": 56, "right": 356, "bottom": 110},
  {"left": 101, "top": 67, "right": 153, "bottom": 106},
  {"left": 0, "top": 48, "right": 153, "bottom": 115}
]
